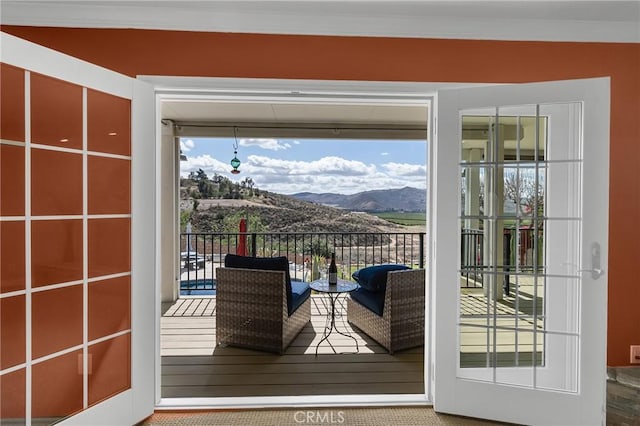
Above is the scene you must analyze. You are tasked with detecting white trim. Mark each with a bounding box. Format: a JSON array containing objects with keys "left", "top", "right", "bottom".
[
  {"left": 153, "top": 81, "right": 435, "bottom": 408},
  {"left": 87, "top": 151, "right": 132, "bottom": 160},
  {"left": 154, "top": 94, "right": 164, "bottom": 405},
  {"left": 82, "top": 86, "right": 89, "bottom": 410},
  {"left": 87, "top": 272, "right": 132, "bottom": 283},
  {"left": 425, "top": 94, "right": 436, "bottom": 403},
  {"left": 157, "top": 394, "right": 430, "bottom": 410},
  {"left": 87, "top": 214, "right": 132, "bottom": 220},
  {"left": 0, "top": 290, "right": 26, "bottom": 299},
  {"left": 31, "top": 344, "right": 84, "bottom": 366},
  {"left": 14, "top": 275, "right": 134, "bottom": 294},
  {"left": 147, "top": 76, "right": 484, "bottom": 99},
  {"left": 1, "top": 1, "right": 638, "bottom": 42},
  {"left": 30, "top": 143, "right": 84, "bottom": 155},
  {"left": 131, "top": 77, "right": 157, "bottom": 422},
  {"left": 0, "top": 216, "right": 26, "bottom": 221},
  {"left": 24, "top": 144, "right": 132, "bottom": 160},
  {"left": 28, "top": 214, "right": 133, "bottom": 221},
  {"left": 0, "top": 33, "right": 134, "bottom": 99},
  {"left": 31, "top": 280, "right": 84, "bottom": 293},
  {"left": 0, "top": 363, "right": 27, "bottom": 376},
  {"left": 24, "top": 69, "right": 32, "bottom": 426},
  {"left": 88, "top": 329, "right": 131, "bottom": 347},
  {"left": 57, "top": 390, "right": 139, "bottom": 426},
  {"left": 0, "top": 139, "right": 25, "bottom": 146},
  {"left": 30, "top": 215, "right": 83, "bottom": 221}
]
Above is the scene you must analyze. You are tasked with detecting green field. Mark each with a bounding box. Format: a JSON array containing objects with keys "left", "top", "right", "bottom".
[{"left": 372, "top": 212, "right": 426, "bottom": 226}]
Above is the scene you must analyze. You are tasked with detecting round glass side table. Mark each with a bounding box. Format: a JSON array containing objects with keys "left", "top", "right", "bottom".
[{"left": 309, "top": 278, "right": 359, "bottom": 356}]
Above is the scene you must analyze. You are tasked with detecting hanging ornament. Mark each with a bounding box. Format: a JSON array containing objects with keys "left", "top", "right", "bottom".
[{"left": 230, "top": 127, "right": 241, "bottom": 174}]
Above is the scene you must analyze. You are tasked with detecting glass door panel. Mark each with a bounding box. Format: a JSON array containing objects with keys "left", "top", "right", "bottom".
[
  {"left": 458, "top": 102, "right": 582, "bottom": 392},
  {"left": 1, "top": 32, "right": 155, "bottom": 426},
  {"left": 435, "top": 78, "right": 608, "bottom": 425}
]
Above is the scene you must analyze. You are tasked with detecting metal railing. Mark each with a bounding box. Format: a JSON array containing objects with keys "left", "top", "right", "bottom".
[
  {"left": 179, "top": 231, "right": 426, "bottom": 292},
  {"left": 460, "top": 228, "right": 484, "bottom": 288},
  {"left": 460, "top": 227, "right": 544, "bottom": 294},
  {"left": 180, "top": 228, "right": 543, "bottom": 294}
]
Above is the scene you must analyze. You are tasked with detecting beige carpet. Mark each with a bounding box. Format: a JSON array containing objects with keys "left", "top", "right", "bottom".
[{"left": 141, "top": 407, "right": 506, "bottom": 425}]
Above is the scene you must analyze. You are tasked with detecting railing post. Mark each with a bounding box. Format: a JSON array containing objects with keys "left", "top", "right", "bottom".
[
  {"left": 419, "top": 233, "right": 425, "bottom": 269},
  {"left": 250, "top": 233, "right": 257, "bottom": 257},
  {"left": 503, "top": 229, "right": 512, "bottom": 296}
]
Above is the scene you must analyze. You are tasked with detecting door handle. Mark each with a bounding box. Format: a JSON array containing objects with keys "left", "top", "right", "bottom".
[
  {"left": 578, "top": 242, "right": 603, "bottom": 279},
  {"left": 578, "top": 268, "right": 604, "bottom": 279}
]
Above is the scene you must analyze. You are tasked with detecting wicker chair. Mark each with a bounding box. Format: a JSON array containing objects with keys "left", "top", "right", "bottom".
[
  {"left": 215, "top": 267, "right": 311, "bottom": 354},
  {"left": 347, "top": 268, "right": 425, "bottom": 354}
]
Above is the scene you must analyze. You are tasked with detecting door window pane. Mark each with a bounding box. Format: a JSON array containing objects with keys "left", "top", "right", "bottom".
[{"left": 458, "top": 103, "right": 582, "bottom": 393}]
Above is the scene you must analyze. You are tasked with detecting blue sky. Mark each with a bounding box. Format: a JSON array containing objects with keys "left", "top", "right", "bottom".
[{"left": 180, "top": 137, "right": 427, "bottom": 195}]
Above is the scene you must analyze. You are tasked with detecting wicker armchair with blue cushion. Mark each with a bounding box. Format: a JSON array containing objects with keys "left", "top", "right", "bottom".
[
  {"left": 347, "top": 265, "right": 425, "bottom": 354},
  {"left": 215, "top": 254, "right": 311, "bottom": 354}
]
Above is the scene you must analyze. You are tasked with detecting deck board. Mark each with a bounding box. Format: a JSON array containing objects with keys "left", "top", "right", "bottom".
[{"left": 161, "top": 295, "right": 424, "bottom": 397}]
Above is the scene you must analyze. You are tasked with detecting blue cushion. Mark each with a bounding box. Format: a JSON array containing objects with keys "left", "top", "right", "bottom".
[
  {"left": 289, "top": 281, "right": 311, "bottom": 315},
  {"left": 352, "top": 264, "right": 411, "bottom": 292},
  {"left": 224, "top": 254, "right": 295, "bottom": 315},
  {"left": 350, "top": 287, "right": 385, "bottom": 316}
]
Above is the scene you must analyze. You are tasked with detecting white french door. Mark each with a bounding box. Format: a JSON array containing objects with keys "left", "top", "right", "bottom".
[
  {"left": 1, "top": 33, "right": 155, "bottom": 425},
  {"left": 432, "top": 78, "right": 609, "bottom": 425}
]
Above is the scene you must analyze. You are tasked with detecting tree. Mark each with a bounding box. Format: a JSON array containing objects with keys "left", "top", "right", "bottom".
[
  {"left": 305, "top": 240, "right": 333, "bottom": 258},
  {"left": 191, "top": 168, "right": 218, "bottom": 199},
  {"left": 504, "top": 170, "right": 544, "bottom": 217},
  {"left": 180, "top": 210, "right": 192, "bottom": 230},
  {"left": 195, "top": 168, "right": 208, "bottom": 181},
  {"left": 242, "top": 177, "right": 255, "bottom": 196},
  {"left": 222, "top": 211, "right": 266, "bottom": 234}
]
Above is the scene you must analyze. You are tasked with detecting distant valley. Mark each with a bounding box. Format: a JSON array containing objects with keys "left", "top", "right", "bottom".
[{"left": 292, "top": 186, "right": 426, "bottom": 212}]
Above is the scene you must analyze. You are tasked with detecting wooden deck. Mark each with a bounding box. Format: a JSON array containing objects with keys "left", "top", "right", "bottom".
[{"left": 161, "top": 295, "right": 424, "bottom": 398}]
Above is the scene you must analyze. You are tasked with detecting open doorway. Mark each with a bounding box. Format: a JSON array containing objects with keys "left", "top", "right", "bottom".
[{"left": 157, "top": 97, "right": 431, "bottom": 401}]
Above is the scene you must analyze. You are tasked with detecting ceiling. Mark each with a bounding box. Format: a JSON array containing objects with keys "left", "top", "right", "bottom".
[
  {"left": 1, "top": 1, "right": 639, "bottom": 42},
  {"left": 164, "top": 100, "right": 429, "bottom": 140},
  {"left": 152, "top": 78, "right": 454, "bottom": 136},
  {"left": 163, "top": 101, "right": 426, "bottom": 125}
]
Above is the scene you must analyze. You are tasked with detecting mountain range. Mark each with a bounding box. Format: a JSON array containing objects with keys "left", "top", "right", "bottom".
[{"left": 291, "top": 186, "right": 426, "bottom": 212}]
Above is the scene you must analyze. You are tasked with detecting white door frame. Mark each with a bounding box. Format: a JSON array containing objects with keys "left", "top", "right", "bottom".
[
  {"left": 144, "top": 76, "right": 608, "bottom": 419},
  {"left": 144, "top": 76, "right": 461, "bottom": 409}
]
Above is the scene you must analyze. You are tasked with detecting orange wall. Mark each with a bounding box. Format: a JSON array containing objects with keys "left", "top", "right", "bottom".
[{"left": 4, "top": 26, "right": 638, "bottom": 366}]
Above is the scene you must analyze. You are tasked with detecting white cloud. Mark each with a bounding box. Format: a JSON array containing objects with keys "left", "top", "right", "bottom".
[
  {"left": 381, "top": 152, "right": 389, "bottom": 156},
  {"left": 239, "top": 138, "right": 291, "bottom": 151},
  {"left": 382, "top": 162, "right": 427, "bottom": 177},
  {"left": 242, "top": 156, "right": 425, "bottom": 194},
  {"left": 247, "top": 155, "right": 376, "bottom": 177},
  {"left": 180, "top": 154, "right": 426, "bottom": 195},
  {"left": 180, "top": 139, "right": 195, "bottom": 153},
  {"left": 180, "top": 154, "right": 230, "bottom": 177}
]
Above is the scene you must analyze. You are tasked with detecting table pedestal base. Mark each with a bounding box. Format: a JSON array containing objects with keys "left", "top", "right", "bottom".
[{"left": 315, "top": 293, "right": 359, "bottom": 356}]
